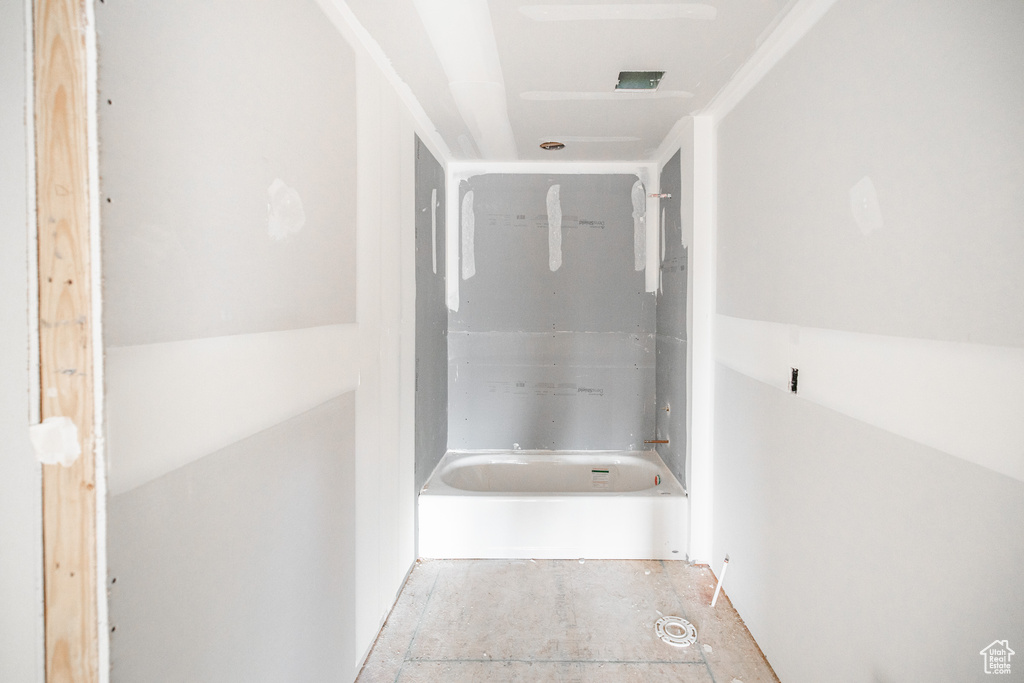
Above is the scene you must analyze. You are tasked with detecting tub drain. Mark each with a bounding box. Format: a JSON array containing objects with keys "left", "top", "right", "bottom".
[{"left": 654, "top": 616, "right": 697, "bottom": 647}]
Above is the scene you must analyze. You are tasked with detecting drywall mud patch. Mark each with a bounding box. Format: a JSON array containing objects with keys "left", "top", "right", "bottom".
[
  {"left": 848, "top": 175, "right": 883, "bottom": 236},
  {"left": 547, "top": 184, "right": 562, "bottom": 271},
  {"left": 431, "top": 187, "right": 438, "bottom": 274},
  {"left": 461, "top": 190, "right": 475, "bottom": 280},
  {"left": 632, "top": 179, "right": 646, "bottom": 271},
  {"left": 266, "top": 179, "right": 306, "bottom": 240}
]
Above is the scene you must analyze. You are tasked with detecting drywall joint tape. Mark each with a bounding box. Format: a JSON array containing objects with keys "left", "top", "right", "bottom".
[{"left": 29, "top": 416, "right": 81, "bottom": 467}]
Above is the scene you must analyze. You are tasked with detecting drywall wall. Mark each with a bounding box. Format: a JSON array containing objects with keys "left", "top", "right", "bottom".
[
  {"left": 712, "top": 0, "right": 1024, "bottom": 679},
  {"left": 448, "top": 173, "right": 655, "bottom": 450},
  {"left": 714, "top": 367, "right": 1024, "bottom": 682},
  {"left": 654, "top": 149, "right": 688, "bottom": 488},
  {"left": 99, "top": 0, "right": 357, "bottom": 347},
  {"left": 350, "top": 53, "right": 418, "bottom": 663},
  {"left": 108, "top": 395, "right": 356, "bottom": 682},
  {"left": 716, "top": 0, "right": 1024, "bottom": 346},
  {"left": 0, "top": 1, "right": 44, "bottom": 679},
  {"left": 100, "top": 0, "right": 422, "bottom": 678},
  {"left": 414, "top": 136, "right": 448, "bottom": 489}
]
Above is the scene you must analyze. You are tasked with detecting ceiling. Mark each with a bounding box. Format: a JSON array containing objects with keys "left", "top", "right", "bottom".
[{"left": 346, "top": 0, "right": 794, "bottom": 161}]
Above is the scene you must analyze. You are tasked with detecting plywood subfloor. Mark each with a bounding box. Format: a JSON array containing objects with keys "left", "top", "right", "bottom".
[{"left": 357, "top": 559, "right": 778, "bottom": 682}]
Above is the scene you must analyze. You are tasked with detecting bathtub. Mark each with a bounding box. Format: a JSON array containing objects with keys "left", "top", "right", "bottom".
[{"left": 418, "top": 450, "right": 688, "bottom": 560}]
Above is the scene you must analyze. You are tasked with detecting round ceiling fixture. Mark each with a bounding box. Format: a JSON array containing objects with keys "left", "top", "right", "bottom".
[{"left": 540, "top": 141, "right": 565, "bottom": 151}]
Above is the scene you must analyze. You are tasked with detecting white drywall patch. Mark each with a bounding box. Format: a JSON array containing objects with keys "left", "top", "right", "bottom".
[
  {"left": 266, "top": 178, "right": 306, "bottom": 240},
  {"left": 547, "top": 184, "right": 562, "bottom": 271},
  {"left": 431, "top": 187, "right": 438, "bottom": 274},
  {"left": 645, "top": 184, "right": 660, "bottom": 292},
  {"left": 28, "top": 417, "right": 81, "bottom": 467},
  {"left": 461, "top": 189, "right": 476, "bottom": 280},
  {"left": 661, "top": 207, "right": 667, "bottom": 263},
  {"left": 519, "top": 4, "right": 717, "bottom": 21},
  {"left": 848, "top": 175, "right": 884, "bottom": 235},
  {"left": 632, "top": 179, "right": 646, "bottom": 271}
]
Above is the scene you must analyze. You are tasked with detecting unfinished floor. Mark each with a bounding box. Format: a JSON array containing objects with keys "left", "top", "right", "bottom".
[{"left": 357, "top": 559, "right": 778, "bottom": 682}]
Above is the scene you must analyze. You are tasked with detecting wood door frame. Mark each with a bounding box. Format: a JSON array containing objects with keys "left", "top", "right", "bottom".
[{"left": 33, "top": 0, "right": 100, "bottom": 680}]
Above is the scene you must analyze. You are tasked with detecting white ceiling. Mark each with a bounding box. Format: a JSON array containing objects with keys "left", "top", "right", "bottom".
[{"left": 347, "top": 0, "right": 794, "bottom": 161}]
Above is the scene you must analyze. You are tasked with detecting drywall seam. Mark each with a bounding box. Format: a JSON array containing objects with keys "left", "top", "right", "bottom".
[
  {"left": 461, "top": 190, "right": 475, "bottom": 279},
  {"left": 652, "top": 115, "right": 694, "bottom": 168},
  {"left": 445, "top": 175, "right": 460, "bottom": 311},
  {"left": 84, "top": 0, "right": 110, "bottom": 675},
  {"left": 716, "top": 314, "right": 1024, "bottom": 483},
  {"left": 689, "top": 115, "right": 716, "bottom": 563},
  {"left": 20, "top": 0, "right": 45, "bottom": 676},
  {"left": 521, "top": 91, "right": 693, "bottom": 101},
  {"left": 547, "top": 184, "right": 562, "bottom": 271},
  {"left": 632, "top": 179, "right": 646, "bottom": 272},
  {"left": 354, "top": 57, "right": 383, "bottom": 664},
  {"left": 398, "top": 114, "right": 417, "bottom": 580},
  {"left": 660, "top": 208, "right": 666, "bottom": 263},
  {"left": 411, "top": 0, "right": 517, "bottom": 158},
  {"left": 534, "top": 136, "right": 642, "bottom": 144},
  {"left": 519, "top": 4, "right": 717, "bottom": 21},
  {"left": 312, "top": 0, "right": 452, "bottom": 164},
  {"left": 645, "top": 168, "right": 660, "bottom": 293},
  {"left": 449, "top": 160, "right": 648, "bottom": 176},
  {"left": 431, "top": 187, "right": 438, "bottom": 274},
  {"left": 700, "top": 0, "right": 838, "bottom": 122},
  {"left": 105, "top": 325, "right": 361, "bottom": 495}
]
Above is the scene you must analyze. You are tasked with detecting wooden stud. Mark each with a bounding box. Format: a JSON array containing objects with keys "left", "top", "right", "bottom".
[{"left": 34, "top": 0, "right": 99, "bottom": 681}]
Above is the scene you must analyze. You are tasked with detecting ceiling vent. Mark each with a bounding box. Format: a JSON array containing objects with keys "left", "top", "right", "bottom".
[{"left": 615, "top": 71, "right": 665, "bottom": 91}]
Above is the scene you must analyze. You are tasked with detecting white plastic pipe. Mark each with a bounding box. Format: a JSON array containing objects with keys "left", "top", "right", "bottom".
[{"left": 711, "top": 555, "right": 729, "bottom": 607}]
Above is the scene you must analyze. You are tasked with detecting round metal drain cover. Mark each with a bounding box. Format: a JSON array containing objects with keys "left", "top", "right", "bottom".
[{"left": 654, "top": 616, "right": 697, "bottom": 647}]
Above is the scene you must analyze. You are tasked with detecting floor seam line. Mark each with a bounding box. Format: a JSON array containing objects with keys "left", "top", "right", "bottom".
[
  {"left": 660, "top": 561, "right": 719, "bottom": 683},
  {"left": 393, "top": 561, "right": 443, "bottom": 683}
]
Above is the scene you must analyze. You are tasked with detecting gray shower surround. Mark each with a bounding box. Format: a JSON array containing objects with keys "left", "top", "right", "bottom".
[
  {"left": 655, "top": 150, "right": 688, "bottom": 489},
  {"left": 449, "top": 173, "right": 656, "bottom": 451},
  {"left": 414, "top": 137, "right": 448, "bottom": 489}
]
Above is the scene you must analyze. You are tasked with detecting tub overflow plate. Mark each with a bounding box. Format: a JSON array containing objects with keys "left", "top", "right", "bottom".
[{"left": 654, "top": 616, "right": 697, "bottom": 647}]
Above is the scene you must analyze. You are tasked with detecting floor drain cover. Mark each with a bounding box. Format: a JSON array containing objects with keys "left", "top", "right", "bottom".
[{"left": 654, "top": 616, "right": 697, "bottom": 647}]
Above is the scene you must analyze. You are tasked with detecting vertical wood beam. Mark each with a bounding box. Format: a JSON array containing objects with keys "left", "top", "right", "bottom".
[{"left": 34, "top": 0, "right": 99, "bottom": 680}]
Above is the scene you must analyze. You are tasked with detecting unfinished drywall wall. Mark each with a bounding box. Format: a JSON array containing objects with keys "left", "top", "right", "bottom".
[
  {"left": 98, "top": 0, "right": 360, "bottom": 490},
  {"left": 712, "top": 0, "right": 1024, "bottom": 679},
  {"left": 108, "top": 394, "right": 356, "bottom": 682},
  {"left": 415, "top": 137, "right": 447, "bottom": 489},
  {"left": 714, "top": 367, "right": 1024, "bottom": 682},
  {"left": 654, "top": 149, "right": 688, "bottom": 488},
  {"left": 716, "top": 0, "right": 1024, "bottom": 346},
  {"left": 97, "top": 0, "right": 419, "bottom": 680},
  {"left": 0, "top": 1, "right": 44, "bottom": 679},
  {"left": 449, "top": 173, "right": 655, "bottom": 450},
  {"left": 99, "top": 0, "right": 357, "bottom": 347}
]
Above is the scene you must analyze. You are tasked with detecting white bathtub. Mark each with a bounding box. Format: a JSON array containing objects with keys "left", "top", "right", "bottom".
[{"left": 418, "top": 450, "right": 688, "bottom": 560}]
